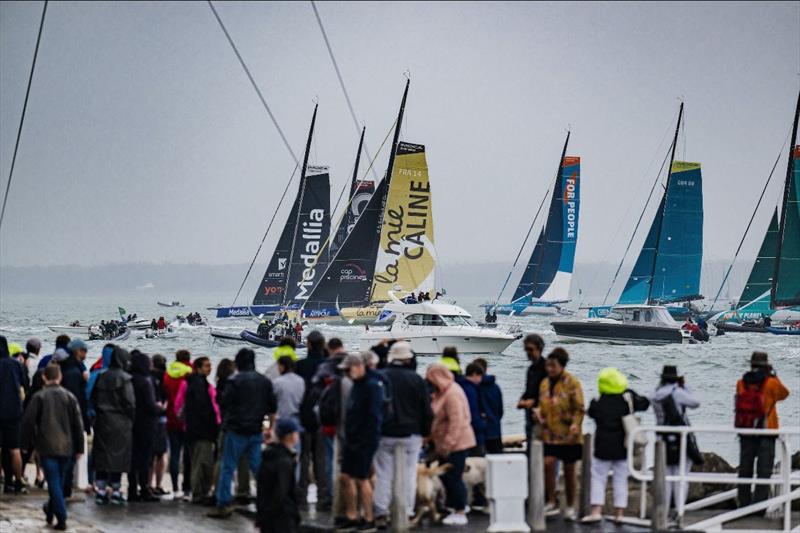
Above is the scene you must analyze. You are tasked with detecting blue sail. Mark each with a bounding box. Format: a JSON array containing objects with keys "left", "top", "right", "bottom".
[
  {"left": 619, "top": 161, "right": 704, "bottom": 304},
  {"left": 511, "top": 156, "right": 581, "bottom": 304}
]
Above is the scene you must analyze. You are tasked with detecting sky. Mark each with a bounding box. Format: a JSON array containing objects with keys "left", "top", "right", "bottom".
[{"left": 1, "top": 1, "right": 799, "bottom": 285}]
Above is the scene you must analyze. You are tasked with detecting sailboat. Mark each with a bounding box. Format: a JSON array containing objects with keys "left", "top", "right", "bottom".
[
  {"left": 715, "top": 91, "right": 800, "bottom": 332},
  {"left": 553, "top": 103, "right": 700, "bottom": 344},
  {"left": 300, "top": 79, "right": 438, "bottom": 325},
  {"left": 215, "top": 105, "right": 331, "bottom": 319},
  {"left": 482, "top": 132, "right": 581, "bottom": 316}
]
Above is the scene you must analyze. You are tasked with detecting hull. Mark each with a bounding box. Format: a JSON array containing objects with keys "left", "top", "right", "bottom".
[
  {"left": 552, "top": 320, "right": 685, "bottom": 345},
  {"left": 483, "top": 303, "right": 560, "bottom": 316},
  {"left": 359, "top": 330, "right": 516, "bottom": 355},
  {"left": 714, "top": 322, "right": 768, "bottom": 334},
  {"left": 157, "top": 302, "right": 184, "bottom": 308},
  {"left": 215, "top": 305, "right": 284, "bottom": 318},
  {"left": 210, "top": 330, "right": 246, "bottom": 342},
  {"left": 767, "top": 326, "right": 800, "bottom": 335},
  {"left": 48, "top": 325, "right": 89, "bottom": 335},
  {"left": 240, "top": 330, "right": 280, "bottom": 348}
]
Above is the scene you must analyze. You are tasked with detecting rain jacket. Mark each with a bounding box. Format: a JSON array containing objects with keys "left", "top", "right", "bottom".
[
  {"left": 427, "top": 364, "right": 476, "bottom": 457},
  {"left": 129, "top": 351, "right": 162, "bottom": 438},
  {"left": 219, "top": 360, "right": 276, "bottom": 436},
  {"left": 538, "top": 369, "right": 585, "bottom": 445},
  {"left": 21, "top": 383, "right": 84, "bottom": 457},
  {"left": 91, "top": 347, "right": 135, "bottom": 472},
  {"left": 736, "top": 370, "right": 789, "bottom": 430},
  {"left": 0, "top": 337, "right": 23, "bottom": 422},
  {"left": 257, "top": 442, "right": 300, "bottom": 533},
  {"left": 588, "top": 389, "right": 649, "bottom": 460},
  {"left": 455, "top": 375, "right": 486, "bottom": 448},
  {"left": 343, "top": 369, "right": 384, "bottom": 453},
  {"left": 651, "top": 383, "right": 700, "bottom": 426},
  {"left": 479, "top": 374, "right": 504, "bottom": 440},
  {"left": 380, "top": 362, "right": 432, "bottom": 438},
  {"left": 60, "top": 354, "right": 90, "bottom": 433},
  {"left": 175, "top": 373, "right": 220, "bottom": 441},
  {"left": 164, "top": 360, "right": 192, "bottom": 432}
]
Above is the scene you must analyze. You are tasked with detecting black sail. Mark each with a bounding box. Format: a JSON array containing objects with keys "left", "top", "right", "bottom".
[
  {"left": 284, "top": 166, "right": 331, "bottom": 306},
  {"left": 303, "top": 177, "right": 388, "bottom": 310},
  {"left": 252, "top": 193, "right": 301, "bottom": 306}
]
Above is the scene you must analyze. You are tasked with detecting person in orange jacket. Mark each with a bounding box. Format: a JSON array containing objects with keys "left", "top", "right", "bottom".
[{"left": 735, "top": 351, "right": 790, "bottom": 508}]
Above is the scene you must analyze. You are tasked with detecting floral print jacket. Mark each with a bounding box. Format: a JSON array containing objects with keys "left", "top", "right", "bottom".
[{"left": 538, "top": 370, "right": 585, "bottom": 445}]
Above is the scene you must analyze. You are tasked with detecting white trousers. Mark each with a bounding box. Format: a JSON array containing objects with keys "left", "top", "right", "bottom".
[
  {"left": 590, "top": 458, "right": 629, "bottom": 509},
  {"left": 372, "top": 435, "right": 423, "bottom": 517},
  {"left": 666, "top": 463, "right": 688, "bottom": 511}
]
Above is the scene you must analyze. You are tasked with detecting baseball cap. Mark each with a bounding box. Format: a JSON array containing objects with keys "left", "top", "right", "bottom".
[
  {"left": 68, "top": 339, "right": 88, "bottom": 352},
  {"left": 275, "top": 418, "right": 303, "bottom": 439}
]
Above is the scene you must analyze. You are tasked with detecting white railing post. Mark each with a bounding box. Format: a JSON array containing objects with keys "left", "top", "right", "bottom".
[
  {"left": 527, "top": 441, "right": 545, "bottom": 532},
  {"left": 677, "top": 431, "right": 688, "bottom": 525},
  {"left": 390, "top": 442, "right": 408, "bottom": 532},
  {"left": 651, "top": 440, "right": 668, "bottom": 531}
]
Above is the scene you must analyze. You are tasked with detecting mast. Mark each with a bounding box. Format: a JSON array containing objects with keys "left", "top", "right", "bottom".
[
  {"left": 350, "top": 126, "right": 366, "bottom": 197},
  {"left": 283, "top": 104, "right": 318, "bottom": 304},
  {"left": 646, "top": 101, "right": 683, "bottom": 304},
  {"left": 771, "top": 88, "right": 800, "bottom": 306},
  {"left": 385, "top": 78, "right": 410, "bottom": 186},
  {"left": 528, "top": 130, "right": 571, "bottom": 301}
]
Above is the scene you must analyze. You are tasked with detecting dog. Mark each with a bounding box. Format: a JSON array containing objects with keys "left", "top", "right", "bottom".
[
  {"left": 462, "top": 456, "right": 488, "bottom": 509},
  {"left": 410, "top": 461, "right": 450, "bottom": 526}
]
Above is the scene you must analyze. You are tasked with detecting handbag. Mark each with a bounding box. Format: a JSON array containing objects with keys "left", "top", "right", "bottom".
[{"left": 622, "top": 392, "right": 647, "bottom": 446}]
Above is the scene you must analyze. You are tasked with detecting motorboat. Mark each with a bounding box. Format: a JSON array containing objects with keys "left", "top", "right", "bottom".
[
  {"left": 358, "top": 295, "right": 520, "bottom": 355},
  {"left": 48, "top": 325, "right": 90, "bottom": 335},
  {"left": 552, "top": 305, "right": 692, "bottom": 345},
  {"left": 157, "top": 301, "right": 184, "bottom": 308}
]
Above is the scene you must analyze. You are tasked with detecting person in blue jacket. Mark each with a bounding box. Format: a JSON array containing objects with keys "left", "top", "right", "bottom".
[
  {"left": 472, "top": 358, "right": 504, "bottom": 454},
  {"left": 456, "top": 363, "right": 487, "bottom": 456}
]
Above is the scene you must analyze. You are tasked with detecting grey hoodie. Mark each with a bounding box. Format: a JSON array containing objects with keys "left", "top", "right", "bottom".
[{"left": 651, "top": 383, "right": 700, "bottom": 425}]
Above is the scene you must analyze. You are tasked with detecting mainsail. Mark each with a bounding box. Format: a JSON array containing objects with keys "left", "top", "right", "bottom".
[
  {"left": 772, "top": 144, "right": 800, "bottom": 306},
  {"left": 283, "top": 166, "right": 331, "bottom": 306},
  {"left": 331, "top": 129, "right": 375, "bottom": 257},
  {"left": 619, "top": 161, "right": 704, "bottom": 304},
  {"left": 371, "top": 142, "right": 436, "bottom": 302},
  {"left": 511, "top": 152, "right": 581, "bottom": 304},
  {"left": 738, "top": 209, "right": 778, "bottom": 308},
  {"left": 252, "top": 193, "right": 301, "bottom": 306}
]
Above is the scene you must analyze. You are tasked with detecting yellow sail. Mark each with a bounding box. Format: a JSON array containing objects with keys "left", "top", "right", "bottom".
[{"left": 370, "top": 142, "right": 436, "bottom": 302}]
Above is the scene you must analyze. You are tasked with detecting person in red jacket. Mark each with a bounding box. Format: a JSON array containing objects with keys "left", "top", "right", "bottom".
[{"left": 163, "top": 349, "right": 193, "bottom": 498}]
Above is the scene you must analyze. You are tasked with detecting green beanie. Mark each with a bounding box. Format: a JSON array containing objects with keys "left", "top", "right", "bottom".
[{"left": 598, "top": 367, "right": 627, "bottom": 395}]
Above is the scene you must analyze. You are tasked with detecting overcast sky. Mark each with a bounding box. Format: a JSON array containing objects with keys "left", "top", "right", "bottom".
[{"left": 1, "top": 1, "right": 799, "bottom": 283}]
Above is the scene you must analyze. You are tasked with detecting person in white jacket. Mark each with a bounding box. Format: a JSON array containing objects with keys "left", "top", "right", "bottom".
[{"left": 651, "top": 365, "right": 700, "bottom": 513}]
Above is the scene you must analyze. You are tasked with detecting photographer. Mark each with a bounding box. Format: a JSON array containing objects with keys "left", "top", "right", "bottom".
[{"left": 734, "top": 352, "right": 790, "bottom": 508}]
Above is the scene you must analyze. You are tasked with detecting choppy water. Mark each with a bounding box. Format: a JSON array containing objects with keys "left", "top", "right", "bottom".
[{"left": 1, "top": 292, "right": 798, "bottom": 464}]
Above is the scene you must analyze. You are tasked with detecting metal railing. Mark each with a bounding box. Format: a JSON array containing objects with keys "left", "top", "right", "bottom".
[{"left": 626, "top": 425, "right": 800, "bottom": 531}]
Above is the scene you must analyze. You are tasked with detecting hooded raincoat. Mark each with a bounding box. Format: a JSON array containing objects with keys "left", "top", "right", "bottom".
[
  {"left": 427, "top": 364, "right": 475, "bottom": 457},
  {"left": 91, "top": 347, "right": 135, "bottom": 472}
]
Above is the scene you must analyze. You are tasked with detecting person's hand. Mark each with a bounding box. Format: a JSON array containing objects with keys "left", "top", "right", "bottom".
[
  {"left": 75, "top": 453, "right": 83, "bottom": 460},
  {"left": 263, "top": 427, "right": 272, "bottom": 443},
  {"left": 568, "top": 424, "right": 580, "bottom": 439},
  {"left": 532, "top": 408, "right": 543, "bottom": 424},
  {"left": 517, "top": 399, "right": 534, "bottom": 410}
]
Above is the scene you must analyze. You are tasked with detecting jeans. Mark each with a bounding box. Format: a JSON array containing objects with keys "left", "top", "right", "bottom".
[
  {"left": 168, "top": 430, "right": 191, "bottom": 493},
  {"left": 441, "top": 449, "right": 468, "bottom": 511},
  {"left": 373, "top": 435, "right": 422, "bottom": 517},
  {"left": 590, "top": 458, "right": 629, "bottom": 508},
  {"left": 215, "top": 431, "right": 262, "bottom": 507},
  {"left": 42, "top": 456, "right": 71, "bottom": 524},
  {"left": 738, "top": 436, "right": 776, "bottom": 507},
  {"left": 62, "top": 455, "right": 75, "bottom": 498}
]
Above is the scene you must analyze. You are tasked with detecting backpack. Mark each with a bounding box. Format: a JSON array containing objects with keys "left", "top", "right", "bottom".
[
  {"left": 300, "top": 378, "right": 326, "bottom": 432},
  {"left": 316, "top": 376, "right": 341, "bottom": 428},
  {"left": 735, "top": 378, "right": 766, "bottom": 428}
]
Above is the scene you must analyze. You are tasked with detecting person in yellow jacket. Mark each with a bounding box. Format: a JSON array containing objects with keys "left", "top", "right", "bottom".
[{"left": 439, "top": 346, "right": 461, "bottom": 374}]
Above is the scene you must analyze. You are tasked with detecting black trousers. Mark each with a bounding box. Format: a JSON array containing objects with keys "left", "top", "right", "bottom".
[
  {"left": 129, "top": 435, "right": 155, "bottom": 496},
  {"left": 737, "top": 436, "right": 776, "bottom": 507}
]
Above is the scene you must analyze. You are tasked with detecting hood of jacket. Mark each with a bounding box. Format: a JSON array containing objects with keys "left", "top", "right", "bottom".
[
  {"left": 167, "top": 360, "right": 192, "bottom": 379},
  {"left": 653, "top": 383, "right": 677, "bottom": 402},
  {"left": 426, "top": 363, "right": 454, "bottom": 394},
  {"left": 129, "top": 351, "right": 151, "bottom": 376},
  {"left": 480, "top": 374, "right": 496, "bottom": 387},
  {"left": 742, "top": 369, "right": 768, "bottom": 386},
  {"left": 110, "top": 346, "right": 130, "bottom": 370}
]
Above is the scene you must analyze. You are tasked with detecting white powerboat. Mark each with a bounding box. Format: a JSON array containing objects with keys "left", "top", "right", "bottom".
[
  {"left": 552, "top": 305, "right": 692, "bottom": 345},
  {"left": 359, "top": 296, "right": 520, "bottom": 355},
  {"left": 48, "top": 325, "right": 90, "bottom": 335}
]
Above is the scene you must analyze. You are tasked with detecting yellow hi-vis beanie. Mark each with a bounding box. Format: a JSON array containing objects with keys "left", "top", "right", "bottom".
[
  {"left": 598, "top": 367, "right": 628, "bottom": 395},
  {"left": 273, "top": 344, "right": 298, "bottom": 361}
]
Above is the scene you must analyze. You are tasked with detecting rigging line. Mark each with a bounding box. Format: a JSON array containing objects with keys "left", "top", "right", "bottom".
[
  {"left": 0, "top": 0, "right": 48, "bottom": 234},
  {"left": 578, "top": 108, "right": 677, "bottom": 307},
  {"left": 207, "top": 0, "right": 298, "bottom": 165},
  {"left": 601, "top": 137, "right": 673, "bottom": 306},
  {"left": 310, "top": 0, "right": 379, "bottom": 181},
  {"left": 708, "top": 131, "right": 790, "bottom": 311},
  {"left": 230, "top": 159, "right": 300, "bottom": 307},
  {"left": 494, "top": 188, "right": 550, "bottom": 304},
  {"left": 297, "top": 119, "right": 397, "bottom": 313}
]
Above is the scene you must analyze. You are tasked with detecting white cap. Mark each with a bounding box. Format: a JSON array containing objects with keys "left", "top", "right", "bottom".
[{"left": 388, "top": 341, "right": 414, "bottom": 362}]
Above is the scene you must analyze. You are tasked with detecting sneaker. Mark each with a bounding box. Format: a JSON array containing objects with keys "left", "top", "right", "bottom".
[
  {"left": 152, "top": 487, "right": 168, "bottom": 496},
  {"left": 207, "top": 506, "right": 233, "bottom": 519},
  {"left": 333, "top": 516, "right": 351, "bottom": 528},
  {"left": 544, "top": 502, "right": 560, "bottom": 517},
  {"left": 563, "top": 507, "right": 577, "bottom": 521},
  {"left": 42, "top": 503, "right": 53, "bottom": 525},
  {"left": 580, "top": 514, "right": 603, "bottom": 524},
  {"left": 374, "top": 515, "right": 388, "bottom": 530},
  {"left": 95, "top": 493, "right": 109, "bottom": 505},
  {"left": 334, "top": 518, "right": 359, "bottom": 532},
  {"left": 111, "top": 491, "right": 125, "bottom": 505},
  {"left": 356, "top": 520, "right": 377, "bottom": 532},
  {"left": 181, "top": 492, "right": 193, "bottom": 502},
  {"left": 442, "top": 513, "right": 468, "bottom": 526}
]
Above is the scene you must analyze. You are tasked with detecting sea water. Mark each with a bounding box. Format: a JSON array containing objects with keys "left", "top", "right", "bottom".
[{"left": 1, "top": 291, "right": 798, "bottom": 465}]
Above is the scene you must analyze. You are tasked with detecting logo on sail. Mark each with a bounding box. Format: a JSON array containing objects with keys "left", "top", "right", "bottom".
[
  {"left": 294, "top": 208, "right": 325, "bottom": 300},
  {"left": 278, "top": 258, "right": 287, "bottom": 271},
  {"left": 340, "top": 263, "right": 368, "bottom": 283}
]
